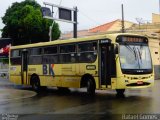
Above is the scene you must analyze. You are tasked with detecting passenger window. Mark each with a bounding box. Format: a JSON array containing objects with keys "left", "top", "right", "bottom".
[
  {"left": 78, "top": 42, "right": 97, "bottom": 63},
  {"left": 60, "top": 44, "right": 75, "bottom": 53},
  {"left": 11, "top": 50, "right": 21, "bottom": 65},
  {"left": 44, "top": 46, "right": 57, "bottom": 54},
  {"left": 11, "top": 50, "right": 21, "bottom": 57},
  {"left": 60, "top": 44, "right": 76, "bottom": 63},
  {"left": 30, "top": 48, "right": 42, "bottom": 55},
  {"left": 43, "top": 46, "right": 58, "bottom": 64},
  {"left": 29, "top": 48, "right": 42, "bottom": 65},
  {"left": 43, "top": 55, "right": 58, "bottom": 64},
  {"left": 78, "top": 42, "right": 97, "bottom": 52}
]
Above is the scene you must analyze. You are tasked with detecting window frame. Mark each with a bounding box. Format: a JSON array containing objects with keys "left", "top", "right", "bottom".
[
  {"left": 59, "top": 43, "right": 76, "bottom": 64},
  {"left": 42, "top": 45, "right": 59, "bottom": 64},
  {"left": 28, "top": 47, "right": 43, "bottom": 65},
  {"left": 77, "top": 41, "right": 98, "bottom": 63}
]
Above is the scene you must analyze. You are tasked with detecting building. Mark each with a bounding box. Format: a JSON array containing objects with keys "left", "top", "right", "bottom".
[
  {"left": 62, "top": 19, "right": 135, "bottom": 39},
  {"left": 152, "top": 13, "right": 160, "bottom": 24},
  {"left": 89, "top": 19, "right": 135, "bottom": 33}
]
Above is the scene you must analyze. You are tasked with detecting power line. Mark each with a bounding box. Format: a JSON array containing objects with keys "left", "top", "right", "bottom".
[
  {"left": 72, "top": 0, "right": 100, "bottom": 27},
  {"left": 54, "top": 0, "right": 63, "bottom": 17},
  {"left": 79, "top": 10, "right": 100, "bottom": 26},
  {"left": 53, "top": 0, "right": 100, "bottom": 29},
  {"left": 55, "top": 0, "right": 100, "bottom": 26}
]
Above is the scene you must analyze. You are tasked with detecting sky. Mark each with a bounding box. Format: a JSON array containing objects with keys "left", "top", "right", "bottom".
[{"left": 0, "top": 0, "right": 159, "bottom": 37}]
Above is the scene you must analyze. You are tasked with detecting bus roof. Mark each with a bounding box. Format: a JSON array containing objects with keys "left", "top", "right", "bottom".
[{"left": 11, "top": 33, "right": 146, "bottom": 50}]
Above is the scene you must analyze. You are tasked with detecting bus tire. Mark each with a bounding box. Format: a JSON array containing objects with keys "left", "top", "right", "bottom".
[
  {"left": 87, "top": 78, "right": 95, "bottom": 96},
  {"left": 116, "top": 89, "right": 125, "bottom": 96},
  {"left": 31, "top": 75, "right": 41, "bottom": 92}
]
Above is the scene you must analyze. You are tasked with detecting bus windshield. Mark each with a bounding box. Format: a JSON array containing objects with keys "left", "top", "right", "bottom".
[{"left": 119, "top": 44, "right": 152, "bottom": 73}]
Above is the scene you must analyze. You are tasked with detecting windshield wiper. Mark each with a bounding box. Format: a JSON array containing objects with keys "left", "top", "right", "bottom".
[
  {"left": 124, "top": 42, "right": 138, "bottom": 60},
  {"left": 123, "top": 42, "right": 141, "bottom": 69},
  {"left": 137, "top": 48, "right": 142, "bottom": 60}
]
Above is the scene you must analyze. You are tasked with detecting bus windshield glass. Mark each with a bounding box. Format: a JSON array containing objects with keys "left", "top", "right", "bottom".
[{"left": 119, "top": 44, "right": 152, "bottom": 71}]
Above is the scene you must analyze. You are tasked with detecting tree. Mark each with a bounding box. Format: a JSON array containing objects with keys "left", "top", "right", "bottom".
[{"left": 2, "top": 0, "right": 61, "bottom": 45}]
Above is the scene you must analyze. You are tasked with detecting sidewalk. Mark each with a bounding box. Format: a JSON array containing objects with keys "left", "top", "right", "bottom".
[
  {"left": 0, "top": 77, "right": 36, "bottom": 102},
  {"left": 0, "top": 77, "right": 14, "bottom": 88},
  {"left": 0, "top": 77, "right": 32, "bottom": 89}
]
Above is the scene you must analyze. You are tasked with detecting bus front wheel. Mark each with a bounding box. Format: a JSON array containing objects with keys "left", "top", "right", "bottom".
[
  {"left": 87, "top": 78, "right": 95, "bottom": 96},
  {"left": 31, "top": 75, "right": 41, "bottom": 92},
  {"left": 116, "top": 89, "right": 125, "bottom": 96}
]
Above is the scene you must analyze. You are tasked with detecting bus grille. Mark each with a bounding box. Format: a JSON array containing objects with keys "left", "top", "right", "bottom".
[{"left": 127, "top": 76, "right": 151, "bottom": 80}]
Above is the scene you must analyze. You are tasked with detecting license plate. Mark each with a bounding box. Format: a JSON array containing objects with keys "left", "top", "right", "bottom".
[{"left": 137, "top": 81, "right": 143, "bottom": 85}]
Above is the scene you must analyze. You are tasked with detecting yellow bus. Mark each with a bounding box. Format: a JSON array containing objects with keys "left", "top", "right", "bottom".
[{"left": 9, "top": 33, "right": 154, "bottom": 95}]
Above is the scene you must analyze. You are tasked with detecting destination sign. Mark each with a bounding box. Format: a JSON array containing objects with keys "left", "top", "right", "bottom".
[
  {"left": 100, "top": 39, "right": 111, "bottom": 44},
  {"left": 116, "top": 36, "right": 148, "bottom": 43}
]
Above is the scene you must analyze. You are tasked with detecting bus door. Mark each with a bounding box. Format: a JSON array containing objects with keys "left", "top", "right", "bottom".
[
  {"left": 21, "top": 49, "right": 28, "bottom": 85},
  {"left": 100, "top": 40, "right": 116, "bottom": 87}
]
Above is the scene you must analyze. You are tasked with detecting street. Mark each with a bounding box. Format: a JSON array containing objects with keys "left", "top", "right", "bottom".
[{"left": 0, "top": 77, "right": 160, "bottom": 120}]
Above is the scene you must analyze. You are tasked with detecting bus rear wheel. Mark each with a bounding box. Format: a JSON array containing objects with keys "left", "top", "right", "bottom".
[{"left": 87, "top": 78, "right": 95, "bottom": 96}]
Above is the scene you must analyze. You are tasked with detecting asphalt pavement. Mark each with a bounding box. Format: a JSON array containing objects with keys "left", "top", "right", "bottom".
[{"left": 0, "top": 77, "right": 160, "bottom": 120}]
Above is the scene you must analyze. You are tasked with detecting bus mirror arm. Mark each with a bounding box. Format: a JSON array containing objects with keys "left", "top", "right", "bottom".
[
  {"left": 115, "top": 55, "right": 119, "bottom": 61},
  {"left": 115, "top": 44, "right": 119, "bottom": 54}
]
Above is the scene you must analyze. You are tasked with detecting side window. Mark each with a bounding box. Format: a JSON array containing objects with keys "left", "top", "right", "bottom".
[
  {"left": 78, "top": 42, "right": 97, "bottom": 52},
  {"left": 10, "top": 50, "right": 21, "bottom": 65},
  {"left": 30, "top": 48, "right": 42, "bottom": 55},
  {"left": 43, "top": 46, "right": 58, "bottom": 64},
  {"left": 44, "top": 46, "right": 57, "bottom": 54},
  {"left": 11, "top": 50, "right": 21, "bottom": 57},
  {"left": 29, "top": 48, "right": 42, "bottom": 65},
  {"left": 60, "top": 45, "right": 75, "bottom": 53},
  {"left": 60, "top": 44, "right": 76, "bottom": 63},
  {"left": 78, "top": 42, "right": 97, "bottom": 63}
]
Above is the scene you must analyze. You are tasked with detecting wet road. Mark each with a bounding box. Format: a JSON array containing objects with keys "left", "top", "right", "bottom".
[{"left": 0, "top": 77, "right": 160, "bottom": 120}]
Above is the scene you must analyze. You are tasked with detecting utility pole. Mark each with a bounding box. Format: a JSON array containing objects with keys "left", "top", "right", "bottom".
[
  {"left": 136, "top": 18, "right": 143, "bottom": 29},
  {"left": 73, "top": 7, "right": 78, "bottom": 38},
  {"left": 121, "top": 4, "right": 125, "bottom": 33},
  {"left": 159, "top": 0, "right": 160, "bottom": 14},
  {"left": 49, "top": 22, "right": 54, "bottom": 41}
]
